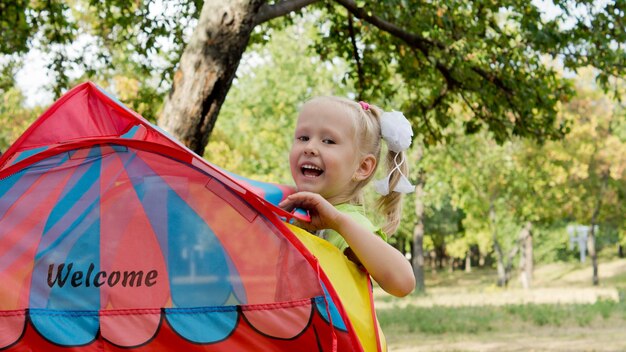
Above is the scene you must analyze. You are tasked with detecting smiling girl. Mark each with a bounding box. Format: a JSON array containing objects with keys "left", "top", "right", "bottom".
[{"left": 280, "top": 96, "right": 416, "bottom": 297}]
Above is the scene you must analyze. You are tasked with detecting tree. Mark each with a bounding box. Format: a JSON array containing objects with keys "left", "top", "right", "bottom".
[
  {"left": 4, "top": 1, "right": 626, "bottom": 153},
  {"left": 420, "top": 121, "right": 566, "bottom": 287},
  {"left": 157, "top": 0, "right": 626, "bottom": 154},
  {"left": 544, "top": 70, "right": 626, "bottom": 285},
  {"left": 0, "top": 87, "right": 40, "bottom": 152},
  {"left": 434, "top": 134, "right": 523, "bottom": 287},
  {"left": 205, "top": 18, "right": 352, "bottom": 181}
]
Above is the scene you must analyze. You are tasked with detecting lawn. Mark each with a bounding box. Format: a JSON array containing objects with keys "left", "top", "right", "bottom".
[{"left": 375, "top": 257, "right": 626, "bottom": 351}]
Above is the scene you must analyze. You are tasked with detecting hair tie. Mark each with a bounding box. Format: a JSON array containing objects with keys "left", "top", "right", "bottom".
[
  {"left": 373, "top": 153, "right": 415, "bottom": 195},
  {"left": 373, "top": 110, "right": 415, "bottom": 195},
  {"left": 358, "top": 101, "right": 370, "bottom": 111}
]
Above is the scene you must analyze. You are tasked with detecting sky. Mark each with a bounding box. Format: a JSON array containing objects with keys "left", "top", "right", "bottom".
[{"left": 15, "top": 0, "right": 563, "bottom": 108}]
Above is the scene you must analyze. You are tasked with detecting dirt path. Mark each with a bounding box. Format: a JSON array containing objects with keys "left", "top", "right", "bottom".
[
  {"left": 389, "top": 326, "right": 626, "bottom": 352},
  {"left": 375, "top": 286, "right": 620, "bottom": 309}
]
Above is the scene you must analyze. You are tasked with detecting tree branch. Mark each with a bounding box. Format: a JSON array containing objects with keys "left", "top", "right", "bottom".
[
  {"left": 255, "top": 0, "right": 320, "bottom": 25},
  {"left": 333, "top": 0, "right": 443, "bottom": 54},
  {"left": 459, "top": 91, "right": 485, "bottom": 122},
  {"left": 335, "top": 0, "right": 528, "bottom": 121},
  {"left": 470, "top": 66, "right": 514, "bottom": 96},
  {"left": 412, "top": 101, "right": 439, "bottom": 143},
  {"left": 348, "top": 13, "right": 365, "bottom": 99}
]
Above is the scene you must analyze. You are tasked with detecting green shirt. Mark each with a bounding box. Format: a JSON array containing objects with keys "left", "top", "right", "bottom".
[{"left": 320, "top": 203, "right": 388, "bottom": 252}]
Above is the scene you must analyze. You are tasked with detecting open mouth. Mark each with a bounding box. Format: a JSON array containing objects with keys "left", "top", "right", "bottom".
[{"left": 301, "top": 164, "right": 324, "bottom": 178}]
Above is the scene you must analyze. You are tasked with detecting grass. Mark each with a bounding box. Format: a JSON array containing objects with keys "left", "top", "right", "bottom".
[
  {"left": 378, "top": 298, "right": 626, "bottom": 336},
  {"left": 375, "top": 257, "right": 626, "bottom": 351}
]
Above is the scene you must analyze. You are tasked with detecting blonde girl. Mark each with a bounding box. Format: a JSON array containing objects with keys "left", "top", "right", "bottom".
[{"left": 279, "top": 96, "right": 415, "bottom": 297}]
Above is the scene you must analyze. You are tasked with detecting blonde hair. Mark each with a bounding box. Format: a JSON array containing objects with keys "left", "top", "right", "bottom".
[{"left": 304, "top": 96, "right": 409, "bottom": 235}]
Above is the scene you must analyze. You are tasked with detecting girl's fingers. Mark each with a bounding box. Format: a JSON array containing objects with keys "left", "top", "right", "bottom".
[
  {"left": 278, "top": 198, "right": 294, "bottom": 211},
  {"left": 281, "top": 193, "right": 316, "bottom": 209}
]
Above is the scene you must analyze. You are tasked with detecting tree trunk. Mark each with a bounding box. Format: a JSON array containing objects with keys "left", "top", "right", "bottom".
[
  {"left": 465, "top": 250, "right": 472, "bottom": 273},
  {"left": 489, "top": 203, "right": 506, "bottom": 287},
  {"left": 158, "top": 0, "right": 264, "bottom": 155},
  {"left": 588, "top": 224, "right": 599, "bottom": 286},
  {"left": 518, "top": 221, "right": 533, "bottom": 289},
  {"left": 493, "top": 239, "right": 506, "bottom": 287},
  {"left": 504, "top": 244, "right": 519, "bottom": 285},
  {"left": 394, "top": 236, "right": 406, "bottom": 257},
  {"left": 412, "top": 173, "right": 426, "bottom": 292},
  {"left": 588, "top": 171, "right": 609, "bottom": 286},
  {"left": 411, "top": 146, "right": 426, "bottom": 292}
]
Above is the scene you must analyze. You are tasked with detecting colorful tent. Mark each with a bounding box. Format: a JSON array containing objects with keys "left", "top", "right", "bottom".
[{"left": 0, "top": 82, "right": 385, "bottom": 351}]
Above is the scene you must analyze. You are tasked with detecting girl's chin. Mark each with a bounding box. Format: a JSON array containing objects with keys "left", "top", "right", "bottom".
[
  {"left": 296, "top": 185, "right": 317, "bottom": 193},
  {"left": 295, "top": 182, "right": 322, "bottom": 193}
]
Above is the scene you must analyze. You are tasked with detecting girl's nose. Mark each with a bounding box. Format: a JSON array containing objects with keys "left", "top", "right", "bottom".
[{"left": 303, "top": 142, "right": 318, "bottom": 155}]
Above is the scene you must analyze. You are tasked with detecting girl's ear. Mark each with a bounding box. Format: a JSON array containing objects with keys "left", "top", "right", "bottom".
[{"left": 353, "top": 154, "right": 377, "bottom": 181}]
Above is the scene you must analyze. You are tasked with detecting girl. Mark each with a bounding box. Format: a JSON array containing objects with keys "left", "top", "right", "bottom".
[{"left": 279, "top": 96, "right": 416, "bottom": 297}]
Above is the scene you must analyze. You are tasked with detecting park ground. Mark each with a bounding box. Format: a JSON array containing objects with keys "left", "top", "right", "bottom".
[{"left": 375, "top": 256, "right": 626, "bottom": 352}]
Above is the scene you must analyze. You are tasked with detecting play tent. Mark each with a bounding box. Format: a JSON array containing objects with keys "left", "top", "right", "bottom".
[{"left": 0, "top": 82, "right": 385, "bottom": 351}]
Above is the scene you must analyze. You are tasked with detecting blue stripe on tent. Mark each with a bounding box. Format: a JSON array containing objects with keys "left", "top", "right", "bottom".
[
  {"left": 45, "top": 219, "right": 101, "bottom": 310},
  {"left": 0, "top": 153, "right": 69, "bottom": 220},
  {"left": 225, "top": 171, "right": 285, "bottom": 205},
  {"left": 121, "top": 151, "right": 238, "bottom": 307},
  {"left": 35, "top": 149, "right": 103, "bottom": 258},
  {"left": 29, "top": 148, "right": 102, "bottom": 345},
  {"left": 165, "top": 306, "right": 239, "bottom": 343},
  {"left": 31, "top": 148, "right": 102, "bottom": 313},
  {"left": 30, "top": 309, "right": 98, "bottom": 346},
  {"left": 0, "top": 173, "right": 30, "bottom": 221},
  {"left": 10, "top": 146, "right": 49, "bottom": 165},
  {"left": 315, "top": 282, "right": 347, "bottom": 331},
  {"left": 120, "top": 125, "right": 140, "bottom": 139},
  {"left": 166, "top": 188, "right": 233, "bottom": 307}
]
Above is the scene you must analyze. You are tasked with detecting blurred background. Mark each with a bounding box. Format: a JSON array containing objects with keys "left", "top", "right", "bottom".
[{"left": 1, "top": 1, "right": 625, "bottom": 350}]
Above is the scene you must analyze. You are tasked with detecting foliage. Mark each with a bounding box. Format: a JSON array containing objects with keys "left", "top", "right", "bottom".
[
  {"left": 0, "top": 1, "right": 34, "bottom": 55},
  {"left": 3, "top": 0, "right": 626, "bottom": 148},
  {"left": 314, "top": 0, "right": 625, "bottom": 145},
  {"left": 411, "top": 68, "right": 625, "bottom": 268},
  {"left": 544, "top": 69, "right": 626, "bottom": 229},
  {"left": 532, "top": 222, "right": 577, "bottom": 264},
  {"left": 0, "top": 88, "right": 41, "bottom": 152},
  {"left": 204, "top": 18, "right": 352, "bottom": 182}
]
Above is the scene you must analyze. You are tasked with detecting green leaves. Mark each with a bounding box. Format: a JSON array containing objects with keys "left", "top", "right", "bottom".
[
  {"left": 0, "top": 0, "right": 32, "bottom": 54},
  {"left": 2, "top": 0, "right": 200, "bottom": 101},
  {"left": 205, "top": 17, "right": 352, "bottom": 182},
  {"left": 416, "top": 67, "right": 625, "bottom": 265},
  {"left": 312, "top": 0, "right": 624, "bottom": 147},
  {"left": 2, "top": 0, "right": 624, "bottom": 151}
]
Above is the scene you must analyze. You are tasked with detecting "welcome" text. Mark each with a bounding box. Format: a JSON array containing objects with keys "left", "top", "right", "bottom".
[{"left": 47, "top": 263, "right": 158, "bottom": 288}]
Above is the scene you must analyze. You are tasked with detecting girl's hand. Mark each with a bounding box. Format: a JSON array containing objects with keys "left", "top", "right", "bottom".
[
  {"left": 278, "top": 192, "right": 344, "bottom": 232},
  {"left": 280, "top": 191, "right": 415, "bottom": 297}
]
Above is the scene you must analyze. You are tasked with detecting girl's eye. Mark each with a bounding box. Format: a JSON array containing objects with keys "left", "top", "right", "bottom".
[
  {"left": 323, "top": 139, "right": 335, "bottom": 145},
  {"left": 297, "top": 136, "right": 309, "bottom": 142}
]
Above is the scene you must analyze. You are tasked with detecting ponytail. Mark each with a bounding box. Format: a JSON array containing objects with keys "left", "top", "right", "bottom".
[{"left": 376, "top": 150, "right": 409, "bottom": 235}]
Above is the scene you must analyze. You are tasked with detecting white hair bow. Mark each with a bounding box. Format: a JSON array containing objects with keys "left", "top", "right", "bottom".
[{"left": 373, "top": 110, "right": 415, "bottom": 195}]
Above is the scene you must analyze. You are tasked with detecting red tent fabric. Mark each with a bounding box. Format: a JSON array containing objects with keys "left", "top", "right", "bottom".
[{"left": 0, "top": 82, "right": 372, "bottom": 351}]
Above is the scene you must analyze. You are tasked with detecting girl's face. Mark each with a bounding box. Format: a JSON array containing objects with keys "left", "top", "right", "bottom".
[{"left": 289, "top": 101, "right": 361, "bottom": 204}]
